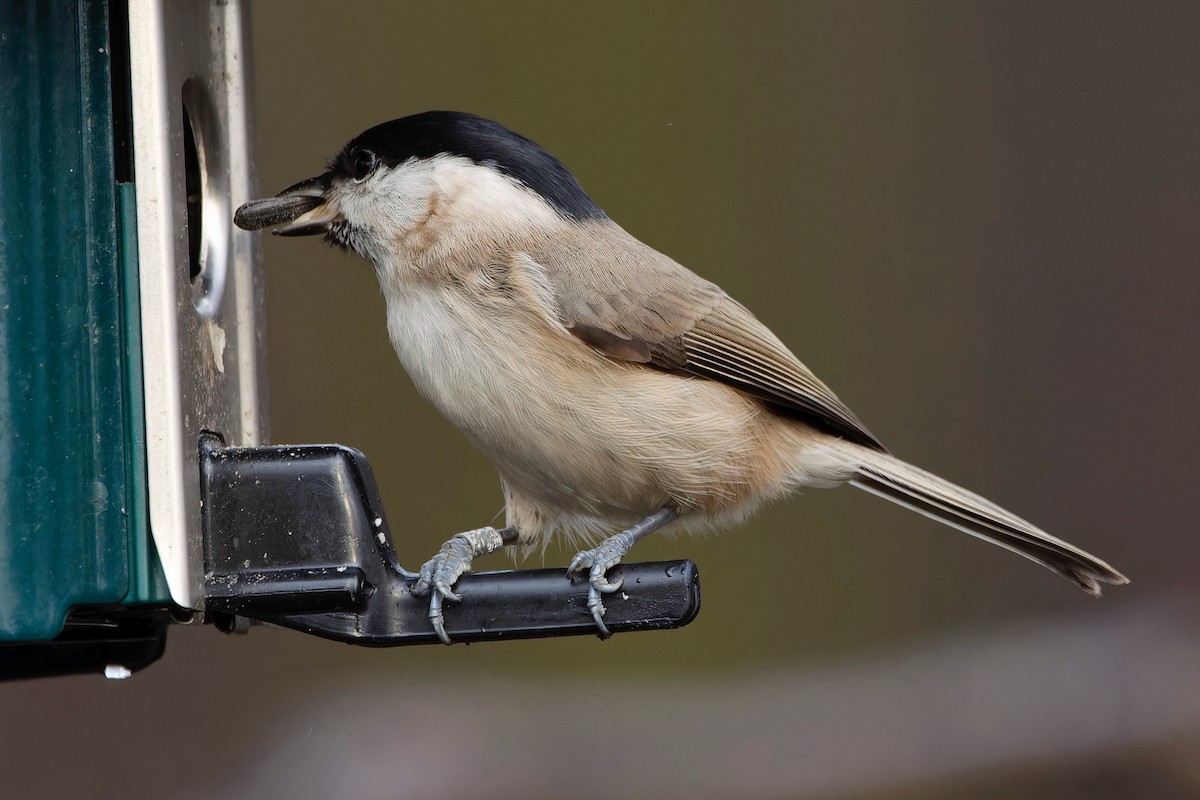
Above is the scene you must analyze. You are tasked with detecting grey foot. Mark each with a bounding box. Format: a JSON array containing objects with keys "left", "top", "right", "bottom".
[
  {"left": 565, "top": 508, "right": 681, "bottom": 639},
  {"left": 410, "top": 527, "right": 511, "bottom": 645},
  {"left": 567, "top": 533, "right": 637, "bottom": 639}
]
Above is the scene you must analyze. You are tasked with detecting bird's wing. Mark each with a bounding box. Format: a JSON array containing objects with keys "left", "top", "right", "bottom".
[{"left": 529, "top": 227, "right": 886, "bottom": 451}]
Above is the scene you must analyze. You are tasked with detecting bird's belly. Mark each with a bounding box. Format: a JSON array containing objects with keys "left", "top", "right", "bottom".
[{"left": 384, "top": 284, "right": 800, "bottom": 540}]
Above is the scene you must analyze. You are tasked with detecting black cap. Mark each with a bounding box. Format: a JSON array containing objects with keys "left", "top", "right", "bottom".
[{"left": 336, "top": 111, "right": 606, "bottom": 221}]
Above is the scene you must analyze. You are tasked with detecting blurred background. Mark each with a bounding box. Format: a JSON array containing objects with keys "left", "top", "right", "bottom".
[{"left": 4, "top": 1, "right": 1199, "bottom": 797}]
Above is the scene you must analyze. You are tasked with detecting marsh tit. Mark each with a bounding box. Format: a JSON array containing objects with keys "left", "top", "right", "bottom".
[{"left": 235, "top": 111, "right": 1127, "bottom": 644}]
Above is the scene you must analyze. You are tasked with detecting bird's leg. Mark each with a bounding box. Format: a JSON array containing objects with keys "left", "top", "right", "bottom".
[
  {"left": 410, "top": 526, "right": 518, "bottom": 645},
  {"left": 567, "top": 507, "right": 680, "bottom": 638}
]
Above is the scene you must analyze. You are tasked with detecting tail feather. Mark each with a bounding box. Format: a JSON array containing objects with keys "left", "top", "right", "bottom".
[{"left": 850, "top": 449, "right": 1128, "bottom": 596}]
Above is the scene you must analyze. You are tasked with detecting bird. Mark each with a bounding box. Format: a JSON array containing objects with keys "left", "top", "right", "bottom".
[{"left": 234, "top": 110, "right": 1128, "bottom": 644}]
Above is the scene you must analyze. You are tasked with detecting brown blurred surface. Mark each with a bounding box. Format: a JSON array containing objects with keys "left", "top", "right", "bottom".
[{"left": 3, "top": 2, "right": 1199, "bottom": 798}]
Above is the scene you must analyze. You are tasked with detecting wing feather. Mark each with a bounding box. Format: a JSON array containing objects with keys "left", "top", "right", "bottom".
[{"left": 526, "top": 223, "right": 887, "bottom": 451}]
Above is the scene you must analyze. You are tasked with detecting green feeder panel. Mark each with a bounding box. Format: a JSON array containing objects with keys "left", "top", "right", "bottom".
[{"left": 0, "top": 0, "right": 166, "bottom": 644}]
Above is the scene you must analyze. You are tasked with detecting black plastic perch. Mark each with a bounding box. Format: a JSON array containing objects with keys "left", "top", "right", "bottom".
[{"left": 199, "top": 435, "right": 701, "bottom": 644}]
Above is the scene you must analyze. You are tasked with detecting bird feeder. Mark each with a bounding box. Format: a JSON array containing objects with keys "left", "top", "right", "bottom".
[{"left": 0, "top": 0, "right": 698, "bottom": 681}]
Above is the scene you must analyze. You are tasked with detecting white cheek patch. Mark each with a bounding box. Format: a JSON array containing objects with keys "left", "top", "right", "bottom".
[
  {"left": 333, "top": 154, "right": 566, "bottom": 274},
  {"left": 334, "top": 161, "right": 437, "bottom": 259},
  {"left": 430, "top": 157, "right": 564, "bottom": 231}
]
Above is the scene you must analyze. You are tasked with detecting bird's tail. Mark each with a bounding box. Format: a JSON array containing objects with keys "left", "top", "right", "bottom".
[{"left": 849, "top": 447, "right": 1128, "bottom": 596}]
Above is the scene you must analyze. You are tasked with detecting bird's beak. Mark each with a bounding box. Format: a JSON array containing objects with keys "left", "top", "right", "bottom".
[{"left": 233, "top": 172, "right": 339, "bottom": 236}]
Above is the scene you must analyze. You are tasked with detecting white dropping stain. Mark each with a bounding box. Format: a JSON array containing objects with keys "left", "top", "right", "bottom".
[
  {"left": 104, "top": 665, "right": 132, "bottom": 680},
  {"left": 373, "top": 517, "right": 382, "bottom": 528},
  {"left": 376, "top": 532, "right": 386, "bottom": 544},
  {"left": 206, "top": 320, "right": 227, "bottom": 374}
]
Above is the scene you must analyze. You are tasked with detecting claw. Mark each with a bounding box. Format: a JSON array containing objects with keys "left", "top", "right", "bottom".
[
  {"left": 566, "top": 551, "right": 591, "bottom": 578},
  {"left": 566, "top": 508, "right": 680, "bottom": 639},
  {"left": 584, "top": 562, "right": 626, "bottom": 636},
  {"left": 593, "top": 573, "right": 624, "bottom": 593},
  {"left": 569, "top": 537, "right": 633, "bottom": 639},
  {"left": 436, "top": 580, "right": 462, "bottom": 603},
  {"left": 411, "top": 557, "right": 461, "bottom": 646},
  {"left": 409, "top": 527, "right": 510, "bottom": 645},
  {"left": 587, "top": 584, "right": 613, "bottom": 638},
  {"left": 428, "top": 590, "right": 451, "bottom": 645}
]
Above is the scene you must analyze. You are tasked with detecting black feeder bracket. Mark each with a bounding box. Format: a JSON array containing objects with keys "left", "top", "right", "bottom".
[{"left": 200, "top": 435, "right": 702, "bottom": 645}]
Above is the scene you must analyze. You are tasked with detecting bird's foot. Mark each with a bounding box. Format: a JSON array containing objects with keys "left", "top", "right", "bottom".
[
  {"left": 410, "top": 527, "right": 512, "bottom": 644},
  {"left": 567, "top": 509, "right": 681, "bottom": 638},
  {"left": 567, "top": 531, "right": 639, "bottom": 639}
]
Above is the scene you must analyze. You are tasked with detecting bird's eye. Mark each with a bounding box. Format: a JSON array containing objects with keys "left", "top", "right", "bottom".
[{"left": 351, "top": 149, "right": 378, "bottom": 182}]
